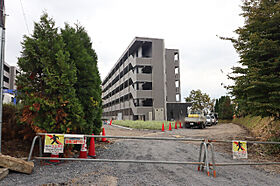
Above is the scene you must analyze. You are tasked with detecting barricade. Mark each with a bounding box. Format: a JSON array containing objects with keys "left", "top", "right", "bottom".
[{"left": 28, "top": 133, "right": 280, "bottom": 178}]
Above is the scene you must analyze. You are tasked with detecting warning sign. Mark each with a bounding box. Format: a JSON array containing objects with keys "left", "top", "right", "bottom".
[
  {"left": 64, "top": 134, "right": 84, "bottom": 144},
  {"left": 232, "top": 141, "right": 247, "bottom": 159},
  {"left": 44, "top": 134, "right": 64, "bottom": 153}
]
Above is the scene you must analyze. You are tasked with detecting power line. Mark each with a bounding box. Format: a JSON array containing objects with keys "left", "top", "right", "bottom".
[{"left": 19, "top": 0, "right": 30, "bottom": 34}]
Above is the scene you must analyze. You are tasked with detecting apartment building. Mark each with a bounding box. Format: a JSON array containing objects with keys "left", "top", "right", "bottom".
[
  {"left": 102, "top": 37, "right": 183, "bottom": 121},
  {"left": 3, "top": 62, "right": 18, "bottom": 90}
]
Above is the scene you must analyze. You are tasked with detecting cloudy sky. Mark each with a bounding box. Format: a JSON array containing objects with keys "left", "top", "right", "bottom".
[{"left": 5, "top": 0, "right": 244, "bottom": 100}]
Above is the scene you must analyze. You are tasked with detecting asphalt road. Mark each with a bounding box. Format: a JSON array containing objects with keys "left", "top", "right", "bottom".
[{"left": 1, "top": 123, "right": 280, "bottom": 186}]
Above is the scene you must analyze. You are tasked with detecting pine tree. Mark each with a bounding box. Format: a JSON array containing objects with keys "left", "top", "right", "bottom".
[
  {"left": 61, "top": 24, "right": 102, "bottom": 135},
  {"left": 222, "top": 0, "right": 280, "bottom": 119},
  {"left": 17, "top": 13, "right": 86, "bottom": 133}
]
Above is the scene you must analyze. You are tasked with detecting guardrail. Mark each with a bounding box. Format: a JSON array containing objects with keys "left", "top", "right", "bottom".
[{"left": 28, "top": 133, "right": 280, "bottom": 178}]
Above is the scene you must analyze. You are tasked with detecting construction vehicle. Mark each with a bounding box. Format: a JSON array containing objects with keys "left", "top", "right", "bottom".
[{"left": 184, "top": 110, "right": 206, "bottom": 129}]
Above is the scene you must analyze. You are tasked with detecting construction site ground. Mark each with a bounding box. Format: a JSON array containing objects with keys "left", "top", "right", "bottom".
[{"left": 1, "top": 123, "right": 280, "bottom": 185}]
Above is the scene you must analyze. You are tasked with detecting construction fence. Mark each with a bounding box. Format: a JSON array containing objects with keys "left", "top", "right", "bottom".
[{"left": 28, "top": 132, "right": 280, "bottom": 178}]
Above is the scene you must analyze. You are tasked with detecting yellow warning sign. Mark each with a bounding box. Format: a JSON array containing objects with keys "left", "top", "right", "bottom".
[
  {"left": 44, "top": 134, "right": 64, "bottom": 153},
  {"left": 232, "top": 141, "right": 247, "bottom": 159}
]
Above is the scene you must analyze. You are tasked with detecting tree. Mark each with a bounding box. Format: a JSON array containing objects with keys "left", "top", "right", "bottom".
[
  {"left": 221, "top": 0, "right": 280, "bottom": 119},
  {"left": 185, "top": 89, "right": 214, "bottom": 112},
  {"left": 17, "top": 13, "right": 88, "bottom": 133},
  {"left": 61, "top": 24, "right": 102, "bottom": 135},
  {"left": 215, "top": 96, "right": 234, "bottom": 120}
]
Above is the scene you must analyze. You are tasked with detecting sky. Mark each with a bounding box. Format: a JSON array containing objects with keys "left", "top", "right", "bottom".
[{"left": 5, "top": 0, "right": 244, "bottom": 100}]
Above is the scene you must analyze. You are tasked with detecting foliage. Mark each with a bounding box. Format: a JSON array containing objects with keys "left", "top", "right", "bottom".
[
  {"left": 16, "top": 13, "right": 102, "bottom": 134},
  {"left": 215, "top": 96, "right": 234, "bottom": 120},
  {"left": 233, "top": 115, "right": 280, "bottom": 154},
  {"left": 61, "top": 24, "right": 102, "bottom": 135},
  {"left": 185, "top": 89, "right": 214, "bottom": 112},
  {"left": 221, "top": 0, "right": 280, "bottom": 119}
]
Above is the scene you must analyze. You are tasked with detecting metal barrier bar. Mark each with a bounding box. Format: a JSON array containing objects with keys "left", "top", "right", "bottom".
[
  {"left": 36, "top": 133, "right": 204, "bottom": 142},
  {"left": 28, "top": 136, "right": 42, "bottom": 161},
  {"left": 210, "top": 162, "right": 280, "bottom": 166},
  {"left": 208, "top": 139, "right": 280, "bottom": 145},
  {"left": 35, "top": 157, "right": 204, "bottom": 165}
]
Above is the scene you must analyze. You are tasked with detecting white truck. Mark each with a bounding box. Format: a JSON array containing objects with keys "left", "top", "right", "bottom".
[{"left": 184, "top": 110, "right": 206, "bottom": 129}]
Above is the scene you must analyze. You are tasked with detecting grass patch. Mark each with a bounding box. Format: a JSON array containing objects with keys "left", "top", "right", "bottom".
[
  {"left": 112, "top": 120, "right": 180, "bottom": 130},
  {"left": 218, "top": 119, "right": 233, "bottom": 123}
]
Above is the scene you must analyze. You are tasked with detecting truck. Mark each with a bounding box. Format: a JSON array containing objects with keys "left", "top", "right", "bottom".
[{"left": 184, "top": 110, "right": 206, "bottom": 129}]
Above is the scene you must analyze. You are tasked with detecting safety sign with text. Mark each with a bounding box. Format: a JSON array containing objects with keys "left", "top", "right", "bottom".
[
  {"left": 44, "top": 134, "right": 64, "bottom": 153},
  {"left": 64, "top": 134, "right": 84, "bottom": 144},
  {"left": 232, "top": 140, "right": 247, "bottom": 159}
]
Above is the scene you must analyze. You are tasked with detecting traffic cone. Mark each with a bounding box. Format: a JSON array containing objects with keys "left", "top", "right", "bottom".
[
  {"left": 175, "top": 122, "right": 178, "bottom": 129},
  {"left": 162, "top": 123, "right": 165, "bottom": 132},
  {"left": 109, "top": 119, "right": 112, "bottom": 125},
  {"left": 50, "top": 152, "right": 59, "bottom": 163},
  {"left": 79, "top": 137, "right": 87, "bottom": 159},
  {"left": 169, "top": 123, "right": 172, "bottom": 131},
  {"left": 88, "top": 134, "right": 96, "bottom": 158},
  {"left": 101, "top": 128, "right": 109, "bottom": 143},
  {"left": 179, "top": 122, "right": 182, "bottom": 128}
]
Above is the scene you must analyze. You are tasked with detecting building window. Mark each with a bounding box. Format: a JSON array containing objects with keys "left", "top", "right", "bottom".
[
  {"left": 142, "top": 42, "right": 152, "bottom": 58},
  {"left": 4, "top": 76, "right": 9, "bottom": 83},
  {"left": 175, "top": 80, "right": 179, "bottom": 88},
  {"left": 176, "top": 94, "right": 180, "bottom": 102},
  {"left": 174, "top": 53, "right": 179, "bottom": 61},
  {"left": 4, "top": 65, "right": 9, "bottom": 73},
  {"left": 175, "top": 67, "right": 179, "bottom": 74}
]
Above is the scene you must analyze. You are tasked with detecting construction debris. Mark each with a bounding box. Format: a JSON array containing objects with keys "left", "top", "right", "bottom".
[
  {"left": 0, "top": 154, "right": 34, "bottom": 174},
  {"left": 0, "top": 168, "right": 9, "bottom": 180}
]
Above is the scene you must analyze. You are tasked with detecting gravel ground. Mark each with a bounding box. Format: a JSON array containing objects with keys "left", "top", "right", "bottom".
[{"left": 1, "top": 123, "right": 280, "bottom": 185}]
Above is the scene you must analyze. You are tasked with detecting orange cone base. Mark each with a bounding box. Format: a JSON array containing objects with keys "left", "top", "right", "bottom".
[
  {"left": 88, "top": 155, "right": 97, "bottom": 159},
  {"left": 50, "top": 153, "right": 59, "bottom": 163},
  {"left": 79, "top": 151, "right": 87, "bottom": 158}
]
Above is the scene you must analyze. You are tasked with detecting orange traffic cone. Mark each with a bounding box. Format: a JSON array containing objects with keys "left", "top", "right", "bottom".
[
  {"left": 169, "top": 123, "right": 172, "bottom": 131},
  {"left": 109, "top": 120, "right": 112, "bottom": 125},
  {"left": 162, "top": 123, "right": 165, "bottom": 132},
  {"left": 179, "top": 122, "right": 182, "bottom": 128},
  {"left": 79, "top": 137, "right": 87, "bottom": 158},
  {"left": 50, "top": 152, "right": 59, "bottom": 163},
  {"left": 88, "top": 134, "right": 96, "bottom": 158},
  {"left": 101, "top": 128, "right": 110, "bottom": 143},
  {"left": 175, "top": 122, "right": 178, "bottom": 129}
]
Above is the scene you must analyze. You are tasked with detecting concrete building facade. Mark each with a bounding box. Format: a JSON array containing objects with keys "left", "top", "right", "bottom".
[
  {"left": 3, "top": 62, "right": 18, "bottom": 90},
  {"left": 102, "top": 37, "right": 181, "bottom": 121}
]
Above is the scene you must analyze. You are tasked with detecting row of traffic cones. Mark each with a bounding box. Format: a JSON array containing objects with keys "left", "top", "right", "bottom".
[
  {"left": 162, "top": 121, "right": 182, "bottom": 132},
  {"left": 51, "top": 127, "right": 109, "bottom": 162},
  {"left": 79, "top": 128, "right": 109, "bottom": 159}
]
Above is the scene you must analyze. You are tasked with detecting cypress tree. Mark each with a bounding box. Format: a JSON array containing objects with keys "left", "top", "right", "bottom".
[
  {"left": 222, "top": 0, "right": 280, "bottom": 118},
  {"left": 61, "top": 24, "right": 102, "bottom": 135},
  {"left": 17, "top": 13, "right": 86, "bottom": 133}
]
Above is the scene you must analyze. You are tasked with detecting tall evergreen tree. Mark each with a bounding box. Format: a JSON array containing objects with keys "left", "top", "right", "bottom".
[
  {"left": 222, "top": 0, "right": 280, "bottom": 118},
  {"left": 216, "top": 96, "right": 234, "bottom": 120},
  {"left": 17, "top": 13, "right": 86, "bottom": 133},
  {"left": 61, "top": 24, "right": 102, "bottom": 135}
]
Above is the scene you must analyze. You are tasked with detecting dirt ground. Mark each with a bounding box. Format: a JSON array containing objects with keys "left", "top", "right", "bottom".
[
  {"left": 2, "top": 123, "right": 280, "bottom": 186},
  {"left": 105, "top": 123, "right": 280, "bottom": 174}
]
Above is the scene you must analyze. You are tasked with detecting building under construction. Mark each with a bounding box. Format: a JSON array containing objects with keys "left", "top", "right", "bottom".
[{"left": 102, "top": 37, "right": 190, "bottom": 121}]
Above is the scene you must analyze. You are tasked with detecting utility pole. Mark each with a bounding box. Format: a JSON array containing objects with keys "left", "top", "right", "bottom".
[{"left": 0, "top": 0, "right": 5, "bottom": 153}]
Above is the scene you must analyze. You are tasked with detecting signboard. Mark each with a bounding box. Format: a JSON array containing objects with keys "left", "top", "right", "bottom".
[
  {"left": 44, "top": 134, "right": 64, "bottom": 153},
  {"left": 64, "top": 134, "right": 84, "bottom": 144},
  {"left": 232, "top": 140, "right": 248, "bottom": 159}
]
